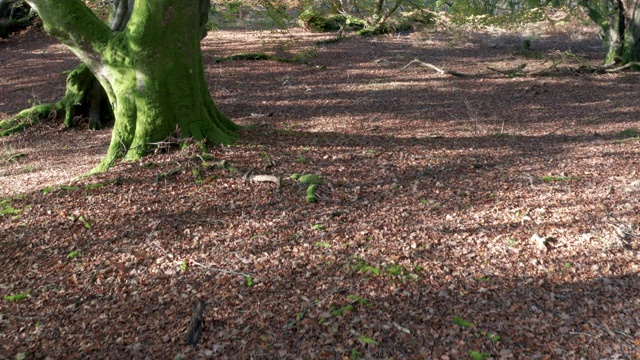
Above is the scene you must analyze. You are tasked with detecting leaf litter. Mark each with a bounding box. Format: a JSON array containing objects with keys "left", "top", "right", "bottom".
[{"left": 0, "top": 26, "right": 639, "bottom": 358}]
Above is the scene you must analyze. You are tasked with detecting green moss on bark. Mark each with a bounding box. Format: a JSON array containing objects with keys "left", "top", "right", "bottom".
[{"left": 25, "top": 0, "right": 239, "bottom": 173}]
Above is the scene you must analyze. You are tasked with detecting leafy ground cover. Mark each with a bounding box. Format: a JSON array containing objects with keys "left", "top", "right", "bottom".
[{"left": 1, "top": 22, "right": 639, "bottom": 358}]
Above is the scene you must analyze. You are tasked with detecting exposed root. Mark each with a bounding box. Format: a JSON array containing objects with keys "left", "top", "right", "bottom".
[
  {"left": 400, "top": 55, "right": 640, "bottom": 79},
  {"left": 399, "top": 59, "right": 471, "bottom": 77}
]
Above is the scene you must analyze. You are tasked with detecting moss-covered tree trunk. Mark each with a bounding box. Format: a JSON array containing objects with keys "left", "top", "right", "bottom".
[
  {"left": 582, "top": 0, "right": 640, "bottom": 65},
  {"left": 24, "top": 0, "right": 239, "bottom": 173}
]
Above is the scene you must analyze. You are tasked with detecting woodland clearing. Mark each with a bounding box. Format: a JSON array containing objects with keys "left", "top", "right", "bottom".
[{"left": 0, "top": 22, "right": 639, "bottom": 358}]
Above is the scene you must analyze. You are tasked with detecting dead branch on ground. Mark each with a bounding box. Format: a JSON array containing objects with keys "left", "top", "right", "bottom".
[{"left": 399, "top": 59, "right": 471, "bottom": 77}]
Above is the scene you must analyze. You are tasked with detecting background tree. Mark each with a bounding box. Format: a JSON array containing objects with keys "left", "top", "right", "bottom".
[
  {"left": 20, "top": 0, "right": 239, "bottom": 172},
  {"left": 580, "top": 0, "right": 640, "bottom": 64},
  {"left": 0, "top": 0, "right": 36, "bottom": 38}
]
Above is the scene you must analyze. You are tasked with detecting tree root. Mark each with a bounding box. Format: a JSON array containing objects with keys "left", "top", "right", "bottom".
[
  {"left": 400, "top": 56, "right": 640, "bottom": 79},
  {"left": 399, "top": 59, "right": 471, "bottom": 77}
]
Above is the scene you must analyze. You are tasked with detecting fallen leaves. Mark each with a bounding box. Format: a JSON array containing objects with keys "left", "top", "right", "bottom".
[{"left": 1, "top": 26, "right": 640, "bottom": 359}]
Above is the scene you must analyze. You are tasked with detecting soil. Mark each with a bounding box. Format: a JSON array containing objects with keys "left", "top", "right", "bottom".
[{"left": 1, "top": 21, "right": 639, "bottom": 359}]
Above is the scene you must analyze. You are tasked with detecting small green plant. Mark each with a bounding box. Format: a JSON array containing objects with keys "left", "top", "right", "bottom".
[
  {"left": 312, "top": 224, "right": 325, "bottom": 231},
  {"left": 475, "top": 276, "right": 491, "bottom": 282},
  {"left": 346, "top": 295, "right": 368, "bottom": 305},
  {"left": 392, "top": 183, "right": 400, "bottom": 190},
  {"left": 155, "top": 168, "right": 180, "bottom": 182},
  {"left": 0, "top": 200, "right": 22, "bottom": 216},
  {"left": 358, "top": 335, "right": 379, "bottom": 345},
  {"left": 564, "top": 261, "right": 572, "bottom": 268},
  {"left": 5, "top": 293, "right": 29, "bottom": 302},
  {"left": 350, "top": 348, "right": 363, "bottom": 360},
  {"left": 315, "top": 242, "right": 332, "bottom": 248},
  {"left": 289, "top": 173, "right": 301, "bottom": 180},
  {"left": 353, "top": 261, "right": 381, "bottom": 276},
  {"left": 454, "top": 316, "right": 474, "bottom": 328},
  {"left": 78, "top": 216, "right": 91, "bottom": 229},
  {"left": 245, "top": 275, "right": 254, "bottom": 287},
  {"left": 84, "top": 182, "right": 109, "bottom": 190},
  {"left": 191, "top": 167, "right": 203, "bottom": 184},
  {"left": 484, "top": 332, "right": 501, "bottom": 343},
  {"left": 331, "top": 304, "right": 355, "bottom": 316},
  {"left": 179, "top": 260, "right": 189, "bottom": 271},
  {"left": 469, "top": 350, "right": 491, "bottom": 360},
  {"left": 618, "top": 128, "right": 639, "bottom": 138},
  {"left": 542, "top": 175, "right": 579, "bottom": 182},
  {"left": 386, "top": 264, "right": 404, "bottom": 276},
  {"left": 67, "top": 250, "right": 81, "bottom": 259},
  {"left": 42, "top": 186, "right": 54, "bottom": 195},
  {"left": 298, "top": 174, "right": 323, "bottom": 184},
  {"left": 296, "top": 156, "right": 307, "bottom": 164},
  {"left": 306, "top": 184, "right": 318, "bottom": 203}
]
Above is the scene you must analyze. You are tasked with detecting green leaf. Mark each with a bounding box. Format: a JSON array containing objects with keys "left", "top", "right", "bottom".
[
  {"left": 358, "top": 335, "right": 379, "bottom": 345},
  {"left": 331, "top": 304, "right": 354, "bottom": 316},
  {"left": 469, "top": 350, "right": 490, "bottom": 360},
  {"left": 78, "top": 216, "right": 91, "bottom": 229},
  {"left": 366, "top": 265, "right": 380, "bottom": 276},
  {"left": 179, "top": 261, "right": 189, "bottom": 271},
  {"left": 454, "top": 316, "right": 474, "bottom": 328},
  {"left": 312, "top": 224, "right": 325, "bottom": 231},
  {"left": 346, "top": 295, "right": 367, "bottom": 304},
  {"left": 485, "top": 332, "right": 501, "bottom": 343},
  {"left": 315, "top": 242, "right": 332, "bottom": 248},
  {"left": 5, "top": 293, "right": 29, "bottom": 302},
  {"left": 245, "top": 275, "right": 254, "bottom": 287},
  {"left": 15, "top": 353, "right": 27, "bottom": 360},
  {"left": 67, "top": 250, "right": 80, "bottom": 259}
]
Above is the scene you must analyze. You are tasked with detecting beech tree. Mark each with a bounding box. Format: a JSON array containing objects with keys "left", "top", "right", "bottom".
[
  {"left": 22, "top": 0, "right": 239, "bottom": 172},
  {"left": 580, "top": 0, "right": 640, "bottom": 65}
]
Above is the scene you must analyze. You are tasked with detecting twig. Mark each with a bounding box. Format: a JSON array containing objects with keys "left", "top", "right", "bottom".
[
  {"left": 191, "top": 260, "right": 251, "bottom": 277},
  {"left": 569, "top": 331, "right": 593, "bottom": 337},
  {"left": 487, "top": 64, "right": 527, "bottom": 76},
  {"left": 74, "top": 257, "right": 108, "bottom": 306},
  {"left": 399, "top": 59, "right": 470, "bottom": 77}
]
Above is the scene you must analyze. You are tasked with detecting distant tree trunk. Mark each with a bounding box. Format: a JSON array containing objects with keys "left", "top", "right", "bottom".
[
  {"left": 0, "top": 0, "right": 36, "bottom": 38},
  {"left": 23, "top": 0, "right": 238, "bottom": 173},
  {"left": 582, "top": 0, "right": 640, "bottom": 65}
]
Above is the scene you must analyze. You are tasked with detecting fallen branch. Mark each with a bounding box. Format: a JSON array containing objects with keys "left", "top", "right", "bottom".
[
  {"left": 185, "top": 299, "right": 206, "bottom": 346},
  {"left": 248, "top": 174, "right": 281, "bottom": 187},
  {"left": 399, "top": 59, "right": 471, "bottom": 77},
  {"left": 487, "top": 64, "right": 527, "bottom": 76},
  {"left": 191, "top": 260, "right": 251, "bottom": 277}
]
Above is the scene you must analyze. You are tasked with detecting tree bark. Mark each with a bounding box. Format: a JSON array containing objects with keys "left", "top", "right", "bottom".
[
  {"left": 582, "top": 0, "right": 640, "bottom": 65},
  {"left": 24, "top": 0, "right": 238, "bottom": 173}
]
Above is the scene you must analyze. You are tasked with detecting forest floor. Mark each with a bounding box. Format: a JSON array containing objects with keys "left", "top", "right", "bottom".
[{"left": 1, "top": 18, "right": 639, "bottom": 359}]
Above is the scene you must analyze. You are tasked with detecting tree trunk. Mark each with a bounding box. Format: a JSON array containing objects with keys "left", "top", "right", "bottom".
[
  {"left": 24, "top": 0, "right": 238, "bottom": 173},
  {"left": 582, "top": 0, "right": 640, "bottom": 65}
]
